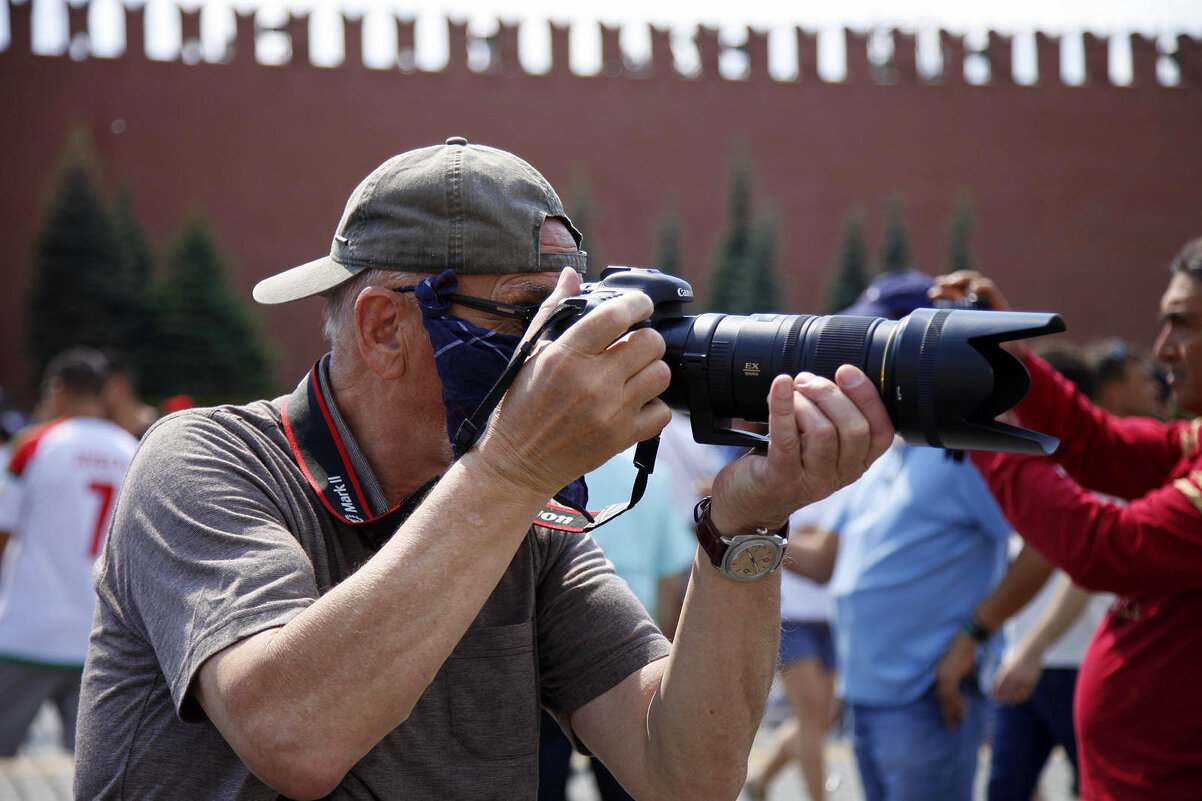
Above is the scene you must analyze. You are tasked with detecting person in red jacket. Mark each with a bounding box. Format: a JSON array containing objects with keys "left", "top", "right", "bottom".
[{"left": 931, "top": 236, "right": 1202, "bottom": 801}]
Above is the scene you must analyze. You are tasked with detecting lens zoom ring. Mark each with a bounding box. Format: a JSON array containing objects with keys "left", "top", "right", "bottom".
[
  {"left": 780, "top": 316, "right": 808, "bottom": 375},
  {"left": 809, "top": 318, "right": 875, "bottom": 379},
  {"left": 708, "top": 339, "right": 736, "bottom": 411},
  {"left": 917, "top": 310, "right": 952, "bottom": 448}
]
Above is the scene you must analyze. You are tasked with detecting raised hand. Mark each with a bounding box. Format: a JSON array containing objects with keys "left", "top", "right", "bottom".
[
  {"left": 930, "top": 269, "right": 1012, "bottom": 312},
  {"left": 476, "top": 268, "right": 672, "bottom": 499},
  {"left": 708, "top": 366, "right": 894, "bottom": 535}
]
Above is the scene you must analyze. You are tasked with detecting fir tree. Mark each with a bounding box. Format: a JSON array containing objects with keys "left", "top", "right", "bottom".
[
  {"left": 706, "top": 153, "right": 752, "bottom": 312},
  {"left": 565, "top": 169, "right": 603, "bottom": 278},
  {"left": 654, "top": 213, "right": 682, "bottom": 277},
  {"left": 944, "top": 194, "right": 976, "bottom": 274},
  {"left": 27, "top": 131, "right": 126, "bottom": 381},
  {"left": 879, "top": 193, "right": 912, "bottom": 274},
  {"left": 745, "top": 216, "right": 782, "bottom": 312},
  {"left": 707, "top": 152, "right": 782, "bottom": 314},
  {"left": 822, "top": 207, "right": 870, "bottom": 313},
  {"left": 141, "top": 214, "right": 273, "bottom": 403},
  {"left": 110, "top": 188, "right": 157, "bottom": 370}
]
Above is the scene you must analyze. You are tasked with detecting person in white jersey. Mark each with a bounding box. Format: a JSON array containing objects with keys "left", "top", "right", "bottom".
[{"left": 0, "top": 347, "right": 138, "bottom": 754}]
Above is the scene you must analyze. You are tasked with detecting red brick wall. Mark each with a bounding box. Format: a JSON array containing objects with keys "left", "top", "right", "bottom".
[{"left": 2, "top": 2, "right": 1200, "bottom": 403}]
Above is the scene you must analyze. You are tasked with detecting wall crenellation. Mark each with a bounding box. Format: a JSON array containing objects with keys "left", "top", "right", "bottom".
[
  {"left": 988, "top": 32, "right": 1013, "bottom": 85},
  {"left": 286, "top": 13, "right": 309, "bottom": 67},
  {"left": 65, "top": 1, "right": 86, "bottom": 43},
  {"left": 1083, "top": 33, "right": 1109, "bottom": 86},
  {"left": 891, "top": 31, "right": 917, "bottom": 82},
  {"left": 4, "top": 0, "right": 1199, "bottom": 89},
  {"left": 1179, "top": 36, "right": 1202, "bottom": 85},
  {"left": 3, "top": 0, "right": 1200, "bottom": 403}
]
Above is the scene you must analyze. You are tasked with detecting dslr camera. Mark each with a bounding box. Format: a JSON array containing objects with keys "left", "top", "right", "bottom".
[{"left": 546, "top": 266, "right": 1065, "bottom": 454}]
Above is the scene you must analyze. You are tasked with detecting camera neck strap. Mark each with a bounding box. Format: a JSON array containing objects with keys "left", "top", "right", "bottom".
[{"left": 453, "top": 304, "right": 660, "bottom": 534}]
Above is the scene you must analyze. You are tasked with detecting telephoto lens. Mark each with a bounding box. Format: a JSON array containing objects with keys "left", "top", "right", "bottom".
[
  {"left": 657, "top": 308, "right": 1064, "bottom": 454},
  {"left": 571, "top": 267, "right": 1065, "bottom": 454}
]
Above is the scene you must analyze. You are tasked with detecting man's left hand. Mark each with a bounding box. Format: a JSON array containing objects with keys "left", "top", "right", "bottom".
[
  {"left": 708, "top": 366, "right": 894, "bottom": 535},
  {"left": 935, "top": 633, "right": 977, "bottom": 730},
  {"left": 992, "top": 649, "right": 1043, "bottom": 705}
]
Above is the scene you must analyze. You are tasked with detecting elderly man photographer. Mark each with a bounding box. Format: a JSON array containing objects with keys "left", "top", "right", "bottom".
[
  {"left": 74, "top": 138, "right": 893, "bottom": 800},
  {"left": 934, "top": 236, "right": 1202, "bottom": 800}
]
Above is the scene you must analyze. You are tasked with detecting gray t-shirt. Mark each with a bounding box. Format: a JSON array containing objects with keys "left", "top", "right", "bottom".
[{"left": 75, "top": 379, "right": 670, "bottom": 799}]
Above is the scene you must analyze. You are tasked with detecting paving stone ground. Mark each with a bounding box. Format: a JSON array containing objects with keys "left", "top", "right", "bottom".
[{"left": 2, "top": 695, "right": 1076, "bottom": 801}]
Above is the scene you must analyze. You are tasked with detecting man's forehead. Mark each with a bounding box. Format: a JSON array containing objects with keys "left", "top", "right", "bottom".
[
  {"left": 1161, "top": 272, "right": 1202, "bottom": 313},
  {"left": 457, "top": 271, "right": 560, "bottom": 297}
]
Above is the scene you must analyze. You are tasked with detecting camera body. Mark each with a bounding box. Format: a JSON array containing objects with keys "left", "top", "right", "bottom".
[
  {"left": 546, "top": 266, "right": 1065, "bottom": 455},
  {"left": 545, "top": 267, "right": 697, "bottom": 336}
]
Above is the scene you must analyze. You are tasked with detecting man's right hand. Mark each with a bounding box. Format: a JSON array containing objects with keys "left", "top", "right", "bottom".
[
  {"left": 992, "top": 648, "right": 1043, "bottom": 705},
  {"left": 930, "top": 270, "right": 1012, "bottom": 312},
  {"left": 708, "top": 368, "right": 893, "bottom": 536},
  {"left": 934, "top": 632, "right": 977, "bottom": 730},
  {"left": 473, "top": 267, "right": 673, "bottom": 500}
]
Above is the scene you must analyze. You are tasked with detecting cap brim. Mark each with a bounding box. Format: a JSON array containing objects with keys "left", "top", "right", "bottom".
[{"left": 252, "top": 256, "right": 364, "bottom": 305}]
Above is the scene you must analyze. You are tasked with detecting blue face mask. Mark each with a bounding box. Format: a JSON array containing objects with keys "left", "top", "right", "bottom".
[{"left": 405, "top": 269, "right": 588, "bottom": 511}]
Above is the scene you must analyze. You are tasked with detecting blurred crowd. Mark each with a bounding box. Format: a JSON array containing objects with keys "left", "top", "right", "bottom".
[
  {"left": 2, "top": 228, "right": 1200, "bottom": 801},
  {"left": 544, "top": 250, "right": 1194, "bottom": 801},
  {"left": 0, "top": 348, "right": 192, "bottom": 756}
]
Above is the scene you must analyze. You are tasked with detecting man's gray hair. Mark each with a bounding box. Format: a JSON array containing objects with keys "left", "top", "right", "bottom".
[
  {"left": 1170, "top": 237, "right": 1202, "bottom": 282},
  {"left": 321, "top": 268, "right": 425, "bottom": 347}
]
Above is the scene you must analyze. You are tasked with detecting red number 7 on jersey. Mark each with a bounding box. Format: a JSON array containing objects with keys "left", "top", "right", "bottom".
[{"left": 88, "top": 482, "right": 116, "bottom": 558}]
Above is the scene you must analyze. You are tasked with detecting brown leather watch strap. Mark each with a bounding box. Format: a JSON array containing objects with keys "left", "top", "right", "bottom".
[
  {"left": 693, "top": 496, "right": 788, "bottom": 568},
  {"left": 693, "top": 497, "right": 729, "bottom": 567}
]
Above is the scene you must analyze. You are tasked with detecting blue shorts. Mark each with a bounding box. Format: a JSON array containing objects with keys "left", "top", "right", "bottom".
[{"left": 778, "top": 620, "right": 835, "bottom": 670}]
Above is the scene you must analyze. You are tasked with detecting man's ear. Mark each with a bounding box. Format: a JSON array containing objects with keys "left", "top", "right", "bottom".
[
  {"left": 355, "top": 288, "right": 421, "bottom": 380},
  {"left": 44, "top": 377, "right": 68, "bottom": 416}
]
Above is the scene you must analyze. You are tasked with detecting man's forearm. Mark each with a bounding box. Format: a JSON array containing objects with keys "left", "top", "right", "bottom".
[
  {"left": 1015, "top": 574, "right": 1091, "bottom": 659},
  {"left": 974, "top": 543, "right": 1054, "bottom": 633},
  {"left": 195, "top": 455, "right": 553, "bottom": 798},
  {"left": 781, "top": 525, "right": 837, "bottom": 584},
  {"left": 643, "top": 555, "right": 781, "bottom": 799},
  {"left": 935, "top": 544, "right": 1054, "bottom": 728},
  {"left": 655, "top": 573, "right": 687, "bottom": 641}
]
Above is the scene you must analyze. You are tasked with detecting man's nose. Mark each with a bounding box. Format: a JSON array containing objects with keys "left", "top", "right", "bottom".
[{"left": 1153, "top": 326, "right": 1177, "bottom": 362}]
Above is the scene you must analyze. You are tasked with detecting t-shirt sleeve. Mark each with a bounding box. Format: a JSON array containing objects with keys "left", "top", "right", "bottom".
[
  {"left": 959, "top": 459, "right": 1015, "bottom": 542},
  {"left": 658, "top": 508, "right": 698, "bottom": 579},
  {"left": 106, "top": 412, "right": 319, "bottom": 721},
  {"left": 535, "top": 528, "right": 671, "bottom": 747},
  {"left": 650, "top": 471, "right": 699, "bottom": 579}
]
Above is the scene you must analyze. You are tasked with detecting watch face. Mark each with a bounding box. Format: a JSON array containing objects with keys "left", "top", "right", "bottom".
[{"left": 725, "top": 539, "right": 782, "bottom": 580}]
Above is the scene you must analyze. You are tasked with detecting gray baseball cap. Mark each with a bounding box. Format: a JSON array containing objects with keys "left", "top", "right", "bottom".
[{"left": 253, "top": 136, "right": 587, "bottom": 304}]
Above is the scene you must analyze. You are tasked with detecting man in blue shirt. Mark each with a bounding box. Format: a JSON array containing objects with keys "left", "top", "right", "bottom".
[
  {"left": 824, "top": 439, "right": 1012, "bottom": 801},
  {"left": 787, "top": 270, "right": 1050, "bottom": 801}
]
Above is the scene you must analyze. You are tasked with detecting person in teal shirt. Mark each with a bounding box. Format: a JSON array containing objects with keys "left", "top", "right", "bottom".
[
  {"left": 539, "top": 446, "right": 698, "bottom": 801},
  {"left": 587, "top": 447, "right": 698, "bottom": 632}
]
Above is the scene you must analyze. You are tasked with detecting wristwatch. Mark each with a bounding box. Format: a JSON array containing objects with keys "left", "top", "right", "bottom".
[{"left": 693, "top": 496, "right": 789, "bottom": 581}]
